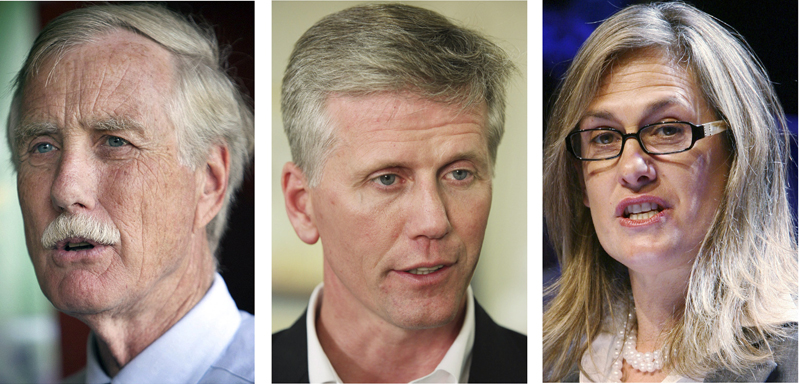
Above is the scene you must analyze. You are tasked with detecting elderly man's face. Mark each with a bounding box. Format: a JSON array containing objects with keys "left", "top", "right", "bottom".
[
  {"left": 16, "top": 31, "right": 203, "bottom": 315},
  {"left": 309, "top": 93, "right": 491, "bottom": 329}
]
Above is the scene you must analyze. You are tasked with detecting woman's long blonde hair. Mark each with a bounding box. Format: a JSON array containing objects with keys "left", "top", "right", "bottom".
[{"left": 543, "top": 2, "right": 797, "bottom": 381}]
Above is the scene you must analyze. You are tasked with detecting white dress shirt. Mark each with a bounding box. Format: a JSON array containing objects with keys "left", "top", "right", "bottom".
[
  {"left": 306, "top": 283, "right": 475, "bottom": 384},
  {"left": 73, "top": 273, "right": 254, "bottom": 384}
]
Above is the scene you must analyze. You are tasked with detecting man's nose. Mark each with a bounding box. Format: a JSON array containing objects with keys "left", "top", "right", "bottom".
[
  {"left": 616, "top": 139, "right": 657, "bottom": 191},
  {"left": 50, "top": 148, "right": 97, "bottom": 213},
  {"left": 405, "top": 179, "right": 451, "bottom": 240}
]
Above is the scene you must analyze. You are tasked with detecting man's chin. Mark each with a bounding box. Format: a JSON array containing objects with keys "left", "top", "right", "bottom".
[
  {"left": 42, "top": 270, "right": 118, "bottom": 316},
  {"left": 384, "top": 297, "right": 466, "bottom": 330}
]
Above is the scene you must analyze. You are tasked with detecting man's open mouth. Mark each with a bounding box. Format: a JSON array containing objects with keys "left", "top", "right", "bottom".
[
  {"left": 64, "top": 242, "right": 95, "bottom": 251},
  {"left": 623, "top": 202, "right": 663, "bottom": 220},
  {"left": 407, "top": 265, "right": 444, "bottom": 275}
]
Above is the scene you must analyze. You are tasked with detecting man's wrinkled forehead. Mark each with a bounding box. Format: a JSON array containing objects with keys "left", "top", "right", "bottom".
[{"left": 19, "top": 30, "right": 175, "bottom": 131}]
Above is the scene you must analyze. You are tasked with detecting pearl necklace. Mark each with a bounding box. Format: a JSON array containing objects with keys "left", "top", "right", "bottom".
[{"left": 608, "top": 312, "right": 664, "bottom": 382}]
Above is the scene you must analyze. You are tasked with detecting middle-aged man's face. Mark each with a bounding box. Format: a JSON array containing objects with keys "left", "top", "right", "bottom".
[
  {"left": 580, "top": 49, "right": 730, "bottom": 278},
  {"left": 309, "top": 93, "right": 492, "bottom": 329},
  {"left": 16, "top": 31, "right": 205, "bottom": 315}
]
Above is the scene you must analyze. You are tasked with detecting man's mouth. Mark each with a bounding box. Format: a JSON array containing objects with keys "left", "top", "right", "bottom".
[
  {"left": 406, "top": 265, "right": 444, "bottom": 275},
  {"left": 623, "top": 202, "right": 663, "bottom": 220},
  {"left": 64, "top": 242, "right": 95, "bottom": 251},
  {"left": 54, "top": 237, "right": 105, "bottom": 252}
]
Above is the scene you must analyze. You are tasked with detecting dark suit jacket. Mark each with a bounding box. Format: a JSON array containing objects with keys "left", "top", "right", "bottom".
[
  {"left": 562, "top": 323, "right": 798, "bottom": 382},
  {"left": 273, "top": 299, "right": 527, "bottom": 383}
]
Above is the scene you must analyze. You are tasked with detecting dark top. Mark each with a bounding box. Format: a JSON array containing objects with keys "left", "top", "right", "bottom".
[{"left": 272, "top": 298, "right": 527, "bottom": 383}]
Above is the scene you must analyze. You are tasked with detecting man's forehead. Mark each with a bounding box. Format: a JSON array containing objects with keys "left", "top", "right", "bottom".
[
  {"left": 33, "top": 30, "right": 172, "bottom": 87},
  {"left": 322, "top": 93, "right": 491, "bottom": 176},
  {"left": 325, "top": 93, "right": 487, "bottom": 134},
  {"left": 20, "top": 30, "right": 174, "bottom": 129}
]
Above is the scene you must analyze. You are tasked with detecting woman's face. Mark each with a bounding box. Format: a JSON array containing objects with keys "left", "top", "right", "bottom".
[{"left": 579, "top": 50, "right": 731, "bottom": 278}]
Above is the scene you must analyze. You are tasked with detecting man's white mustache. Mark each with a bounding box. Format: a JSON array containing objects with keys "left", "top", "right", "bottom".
[{"left": 41, "top": 214, "right": 120, "bottom": 249}]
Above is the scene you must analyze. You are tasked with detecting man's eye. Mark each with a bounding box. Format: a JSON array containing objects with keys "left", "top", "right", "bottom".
[
  {"left": 106, "top": 136, "right": 128, "bottom": 147},
  {"left": 451, "top": 169, "right": 471, "bottom": 181},
  {"left": 377, "top": 174, "right": 397, "bottom": 186},
  {"left": 33, "top": 142, "right": 55, "bottom": 154}
]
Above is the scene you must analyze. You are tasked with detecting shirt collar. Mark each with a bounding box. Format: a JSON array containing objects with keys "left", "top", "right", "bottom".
[
  {"left": 306, "top": 283, "right": 475, "bottom": 384},
  {"left": 85, "top": 273, "right": 242, "bottom": 384}
]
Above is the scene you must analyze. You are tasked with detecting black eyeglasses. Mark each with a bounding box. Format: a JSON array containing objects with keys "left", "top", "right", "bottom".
[{"left": 565, "top": 120, "right": 728, "bottom": 161}]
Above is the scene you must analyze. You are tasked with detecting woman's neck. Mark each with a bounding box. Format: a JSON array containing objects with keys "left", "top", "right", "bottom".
[
  {"left": 620, "top": 268, "right": 690, "bottom": 382},
  {"left": 628, "top": 267, "right": 690, "bottom": 351}
]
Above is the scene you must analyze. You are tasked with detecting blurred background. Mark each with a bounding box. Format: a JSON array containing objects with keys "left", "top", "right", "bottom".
[
  {"left": 272, "top": 1, "right": 527, "bottom": 335},
  {"left": 543, "top": 0, "right": 798, "bottom": 294},
  {"left": 0, "top": 2, "right": 253, "bottom": 382}
]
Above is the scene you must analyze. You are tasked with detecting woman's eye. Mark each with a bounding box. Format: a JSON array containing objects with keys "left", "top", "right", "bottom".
[
  {"left": 377, "top": 174, "right": 397, "bottom": 186},
  {"left": 592, "top": 132, "right": 617, "bottom": 145},
  {"left": 106, "top": 136, "right": 128, "bottom": 147},
  {"left": 451, "top": 169, "right": 471, "bottom": 181},
  {"left": 661, "top": 126, "right": 677, "bottom": 135},
  {"left": 655, "top": 124, "right": 683, "bottom": 136},
  {"left": 34, "top": 142, "right": 55, "bottom": 154}
]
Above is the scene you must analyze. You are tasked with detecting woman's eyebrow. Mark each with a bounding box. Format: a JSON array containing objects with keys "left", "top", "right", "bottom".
[{"left": 579, "top": 97, "right": 685, "bottom": 125}]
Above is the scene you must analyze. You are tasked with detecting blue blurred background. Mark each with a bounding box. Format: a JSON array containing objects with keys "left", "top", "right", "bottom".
[{"left": 543, "top": 0, "right": 799, "bottom": 290}]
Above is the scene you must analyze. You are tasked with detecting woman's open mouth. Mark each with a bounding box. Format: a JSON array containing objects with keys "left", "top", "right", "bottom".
[{"left": 623, "top": 202, "right": 664, "bottom": 221}]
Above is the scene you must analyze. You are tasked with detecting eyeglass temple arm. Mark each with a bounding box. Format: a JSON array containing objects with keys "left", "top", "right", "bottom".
[{"left": 702, "top": 120, "right": 728, "bottom": 138}]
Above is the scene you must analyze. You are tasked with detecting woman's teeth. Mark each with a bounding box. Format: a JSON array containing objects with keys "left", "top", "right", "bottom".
[
  {"left": 625, "top": 202, "right": 661, "bottom": 220},
  {"left": 629, "top": 210, "right": 658, "bottom": 220}
]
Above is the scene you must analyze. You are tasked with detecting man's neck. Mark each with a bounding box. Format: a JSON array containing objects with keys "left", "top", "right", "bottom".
[
  {"left": 316, "top": 279, "right": 466, "bottom": 383},
  {"left": 82, "top": 252, "right": 216, "bottom": 377}
]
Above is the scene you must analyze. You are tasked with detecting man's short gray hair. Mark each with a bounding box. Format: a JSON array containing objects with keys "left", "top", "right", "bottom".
[
  {"left": 7, "top": 3, "right": 255, "bottom": 255},
  {"left": 282, "top": 3, "right": 515, "bottom": 186}
]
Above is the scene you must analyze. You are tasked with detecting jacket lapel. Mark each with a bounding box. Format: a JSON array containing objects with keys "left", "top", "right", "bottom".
[{"left": 469, "top": 299, "right": 528, "bottom": 383}]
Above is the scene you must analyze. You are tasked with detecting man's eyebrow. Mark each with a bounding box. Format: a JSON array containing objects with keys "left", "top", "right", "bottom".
[
  {"left": 354, "top": 160, "right": 405, "bottom": 179},
  {"left": 14, "top": 121, "right": 58, "bottom": 148},
  {"left": 356, "top": 149, "right": 490, "bottom": 178},
  {"left": 92, "top": 117, "right": 146, "bottom": 134},
  {"left": 14, "top": 116, "right": 147, "bottom": 149},
  {"left": 441, "top": 149, "right": 489, "bottom": 167}
]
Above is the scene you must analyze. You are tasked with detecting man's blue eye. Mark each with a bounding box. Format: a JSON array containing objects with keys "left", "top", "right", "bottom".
[
  {"left": 107, "top": 136, "right": 128, "bottom": 147},
  {"left": 452, "top": 170, "right": 470, "bottom": 181},
  {"left": 378, "top": 174, "right": 396, "bottom": 186},
  {"left": 34, "top": 143, "right": 54, "bottom": 153}
]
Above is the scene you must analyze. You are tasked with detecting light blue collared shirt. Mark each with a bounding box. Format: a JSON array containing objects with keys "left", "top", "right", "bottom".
[{"left": 70, "top": 273, "right": 253, "bottom": 384}]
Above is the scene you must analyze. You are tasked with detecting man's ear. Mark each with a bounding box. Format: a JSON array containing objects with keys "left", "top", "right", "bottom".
[
  {"left": 196, "top": 143, "right": 230, "bottom": 228},
  {"left": 282, "top": 162, "right": 319, "bottom": 244}
]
